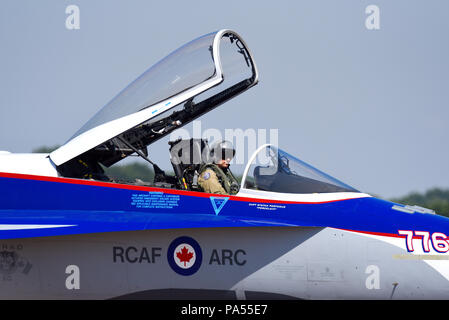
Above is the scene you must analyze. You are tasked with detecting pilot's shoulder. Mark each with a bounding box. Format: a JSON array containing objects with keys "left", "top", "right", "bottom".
[{"left": 199, "top": 168, "right": 217, "bottom": 181}]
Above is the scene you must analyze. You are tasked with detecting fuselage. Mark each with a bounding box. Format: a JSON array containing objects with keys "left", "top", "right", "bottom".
[{"left": 1, "top": 171, "right": 449, "bottom": 299}]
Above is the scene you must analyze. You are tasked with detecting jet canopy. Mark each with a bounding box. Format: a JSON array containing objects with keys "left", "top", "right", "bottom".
[
  {"left": 50, "top": 29, "right": 258, "bottom": 179},
  {"left": 241, "top": 145, "right": 358, "bottom": 194}
]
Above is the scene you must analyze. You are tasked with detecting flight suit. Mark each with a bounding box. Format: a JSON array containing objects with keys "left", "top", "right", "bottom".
[{"left": 198, "top": 164, "right": 239, "bottom": 195}]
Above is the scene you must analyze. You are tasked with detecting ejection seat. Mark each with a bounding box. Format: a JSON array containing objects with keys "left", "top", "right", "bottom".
[{"left": 169, "top": 138, "right": 211, "bottom": 191}]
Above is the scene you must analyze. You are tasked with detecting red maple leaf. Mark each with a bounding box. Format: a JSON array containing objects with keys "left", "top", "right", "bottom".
[{"left": 176, "top": 246, "right": 194, "bottom": 266}]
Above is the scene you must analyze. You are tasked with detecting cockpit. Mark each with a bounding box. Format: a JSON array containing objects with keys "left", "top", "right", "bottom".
[
  {"left": 166, "top": 140, "right": 359, "bottom": 195},
  {"left": 47, "top": 29, "right": 358, "bottom": 196}
]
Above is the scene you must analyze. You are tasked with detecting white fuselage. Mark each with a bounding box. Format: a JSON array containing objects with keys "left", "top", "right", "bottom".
[{"left": 0, "top": 152, "right": 58, "bottom": 177}]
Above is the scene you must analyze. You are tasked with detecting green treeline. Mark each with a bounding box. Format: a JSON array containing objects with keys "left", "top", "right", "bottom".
[
  {"left": 105, "top": 162, "right": 155, "bottom": 183},
  {"left": 390, "top": 188, "right": 449, "bottom": 218},
  {"left": 32, "top": 145, "right": 61, "bottom": 153}
]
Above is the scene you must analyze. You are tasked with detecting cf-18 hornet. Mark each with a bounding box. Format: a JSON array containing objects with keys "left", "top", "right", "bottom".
[{"left": 0, "top": 29, "right": 447, "bottom": 299}]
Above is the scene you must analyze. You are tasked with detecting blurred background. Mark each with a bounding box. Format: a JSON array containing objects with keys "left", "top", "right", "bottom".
[{"left": 1, "top": 0, "right": 448, "bottom": 214}]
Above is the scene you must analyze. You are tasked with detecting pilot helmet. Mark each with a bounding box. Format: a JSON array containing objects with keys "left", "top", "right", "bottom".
[{"left": 210, "top": 140, "right": 235, "bottom": 164}]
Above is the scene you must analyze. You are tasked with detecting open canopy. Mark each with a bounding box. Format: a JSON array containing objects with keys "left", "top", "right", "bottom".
[{"left": 50, "top": 29, "right": 258, "bottom": 179}]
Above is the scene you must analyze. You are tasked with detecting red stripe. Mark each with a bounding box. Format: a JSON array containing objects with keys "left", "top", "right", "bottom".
[
  {"left": 337, "top": 228, "right": 402, "bottom": 239},
  {"left": 0, "top": 171, "right": 360, "bottom": 205},
  {"left": 339, "top": 228, "right": 431, "bottom": 241}
]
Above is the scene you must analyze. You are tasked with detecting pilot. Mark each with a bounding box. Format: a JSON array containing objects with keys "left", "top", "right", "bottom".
[{"left": 198, "top": 140, "right": 240, "bottom": 195}]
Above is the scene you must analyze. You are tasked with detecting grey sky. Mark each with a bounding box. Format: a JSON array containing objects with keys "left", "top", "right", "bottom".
[{"left": 0, "top": 0, "right": 448, "bottom": 198}]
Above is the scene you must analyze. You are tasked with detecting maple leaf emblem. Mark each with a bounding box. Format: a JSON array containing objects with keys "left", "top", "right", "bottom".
[{"left": 176, "top": 246, "right": 194, "bottom": 267}]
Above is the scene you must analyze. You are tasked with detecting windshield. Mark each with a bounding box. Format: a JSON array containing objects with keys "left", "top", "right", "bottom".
[
  {"left": 243, "top": 145, "right": 358, "bottom": 194},
  {"left": 71, "top": 32, "right": 218, "bottom": 140}
]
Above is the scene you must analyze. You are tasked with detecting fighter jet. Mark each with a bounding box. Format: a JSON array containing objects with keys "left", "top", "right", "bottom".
[{"left": 0, "top": 29, "right": 448, "bottom": 300}]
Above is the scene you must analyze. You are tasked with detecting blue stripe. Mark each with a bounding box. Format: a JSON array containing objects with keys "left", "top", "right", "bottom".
[{"left": 1, "top": 175, "right": 449, "bottom": 239}]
